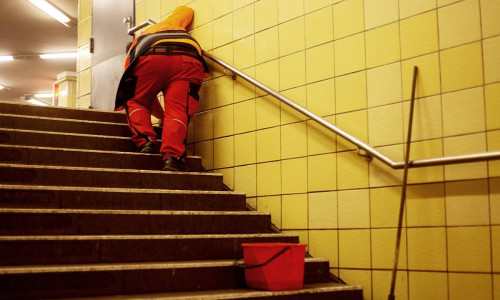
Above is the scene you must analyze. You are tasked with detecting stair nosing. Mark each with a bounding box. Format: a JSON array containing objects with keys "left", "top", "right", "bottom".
[
  {"left": 0, "top": 233, "right": 298, "bottom": 241},
  {"left": 0, "top": 144, "right": 204, "bottom": 160},
  {"left": 0, "top": 127, "right": 130, "bottom": 140},
  {"left": 0, "top": 144, "right": 151, "bottom": 156},
  {"left": 68, "top": 283, "right": 363, "bottom": 300},
  {"left": 0, "top": 208, "right": 270, "bottom": 215},
  {"left": 0, "top": 100, "right": 126, "bottom": 116},
  {"left": 0, "top": 163, "right": 221, "bottom": 175},
  {"left": 0, "top": 184, "right": 243, "bottom": 195},
  {"left": 0, "top": 258, "right": 328, "bottom": 274},
  {"left": 0, "top": 113, "right": 126, "bottom": 126}
]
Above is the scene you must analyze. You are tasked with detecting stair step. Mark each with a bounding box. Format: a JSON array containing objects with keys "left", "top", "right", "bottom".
[
  {"left": 0, "top": 185, "right": 245, "bottom": 211},
  {"left": 0, "top": 259, "right": 332, "bottom": 299},
  {"left": 0, "top": 100, "right": 127, "bottom": 123},
  {"left": 0, "top": 164, "right": 223, "bottom": 190},
  {"left": 63, "top": 283, "right": 363, "bottom": 300},
  {"left": 0, "top": 234, "right": 297, "bottom": 265},
  {"left": 0, "top": 113, "right": 136, "bottom": 137},
  {"left": 0, "top": 208, "right": 272, "bottom": 235},
  {"left": 0, "top": 145, "right": 204, "bottom": 171},
  {"left": 0, "top": 102, "right": 363, "bottom": 298},
  {"left": 0, "top": 128, "right": 135, "bottom": 152}
]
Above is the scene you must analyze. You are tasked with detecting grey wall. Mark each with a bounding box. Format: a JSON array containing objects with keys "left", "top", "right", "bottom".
[{"left": 91, "top": 0, "right": 134, "bottom": 110}]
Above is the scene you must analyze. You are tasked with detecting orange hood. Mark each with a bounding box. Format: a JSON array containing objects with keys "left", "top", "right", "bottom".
[{"left": 143, "top": 6, "right": 194, "bottom": 34}]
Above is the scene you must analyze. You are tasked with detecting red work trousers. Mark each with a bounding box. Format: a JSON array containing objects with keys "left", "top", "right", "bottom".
[{"left": 125, "top": 54, "right": 204, "bottom": 161}]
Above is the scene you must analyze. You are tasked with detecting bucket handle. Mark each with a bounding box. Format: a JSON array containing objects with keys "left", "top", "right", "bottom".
[{"left": 235, "top": 246, "right": 291, "bottom": 269}]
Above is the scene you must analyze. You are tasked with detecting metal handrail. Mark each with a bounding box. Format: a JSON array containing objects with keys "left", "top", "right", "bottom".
[
  {"left": 203, "top": 52, "right": 500, "bottom": 169},
  {"left": 128, "top": 20, "right": 500, "bottom": 169},
  {"left": 127, "top": 19, "right": 156, "bottom": 36}
]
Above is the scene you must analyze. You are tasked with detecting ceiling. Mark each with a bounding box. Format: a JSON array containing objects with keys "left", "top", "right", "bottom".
[{"left": 0, "top": 0, "right": 78, "bottom": 104}]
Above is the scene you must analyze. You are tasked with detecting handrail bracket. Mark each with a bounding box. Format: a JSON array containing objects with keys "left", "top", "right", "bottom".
[
  {"left": 224, "top": 68, "right": 237, "bottom": 80},
  {"left": 357, "top": 148, "right": 373, "bottom": 162}
]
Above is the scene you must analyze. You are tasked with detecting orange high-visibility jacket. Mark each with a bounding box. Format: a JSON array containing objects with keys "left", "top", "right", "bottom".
[{"left": 115, "top": 6, "right": 207, "bottom": 110}]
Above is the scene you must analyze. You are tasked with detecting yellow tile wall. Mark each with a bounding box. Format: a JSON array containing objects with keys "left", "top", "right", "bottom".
[
  {"left": 278, "top": 17, "right": 305, "bottom": 57},
  {"left": 306, "top": 78, "right": 335, "bottom": 117},
  {"left": 484, "top": 36, "right": 500, "bottom": 84},
  {"left": 445, "top": 179, "right": 490, "bottom": 226},
  {"left": 334, "top": 33, "right": 366, "bottom": 76},
  {"left": 308, "top": 192, "right": 337, "bottom": 229},
  {"left": 407, "top": 227, "right": 447, "bottom": 271},
  {"left": 281, "top": 193, "right": 308, "bottom": 229},
  {"left": 449, "top": 273, "right": 493, "bottom": 300},
  {"left": 335, "top": 71, "right": 367, "bottom": 113},
  {"left": 438, "top": 0, "right": 481, "bottom": 49},
  {"left": 406, "top": 183, "right": 445, "bottom": 227},
  {"left": 443, "top": 133, "right": 488, "bottom": 181},
  {"left": 402, "top": 53, "right": 441, "bottom": 100},
  {"left": 308, "top": 230, "right": 338, "bottom": 267},
  {"left": 307, "top": 117, "right": 336, "bottom": 155},
  {"left": 338, "top": 189, "right": 369, "bottom": 228},
  {"left": 281, "top": 158, "right": 307, "bottom": 194},
  {"left": 364, "top": 0, "right": 398, "bottom": 29},
  {"left": 332, "top": 0, "right": 364, "bottom": 39},
  {"left": 403, "top": 95, "right": 443, "bottom": 141},
  {"left": 481, "top": 0, "right": 500, "bottom": 38},
  {"left": 336, "top": 110, "right": 368, "bottom": 151},
  {"left": 367, "top": 62, "right": 402, "bottom": 107},
  {"left": 408, "top": 272, "right": 448, "bottom": 300},
  {"left": 447, "top": 226, "right": 491, "bottom": 272},
  {"left": 365, "top": 22, "right": 400, "bottom": 68},
  {"left": 234, "top": 37, "right": 255, "bottom": 70},
  {"left": 372, "top": 228, "right": 407, "bottom": 269},
  {"left": 368, "top": 103, "right": 404, "bottom": 147},
  {"left": 339, "top": 229, "right": 371, "bottom": 268},
  {"left": 305, "top": 7, "right": 333, "bottom": 48},
  {"left": 399, "top": 0, "right": 436, "bottom": 19},
  {"left": 124, "top": 1, "right": 500, "bottom": 298},
  {"left": 400, "top": 11, "right": 439, "bottom": 60},
  {"left": 281, "top": 87, "right": 307, "bottom": 124}
]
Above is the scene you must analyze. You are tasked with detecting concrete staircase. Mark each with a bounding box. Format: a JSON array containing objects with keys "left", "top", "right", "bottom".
[{"left": 0, "top": 101, "right": 362, "bottom": 299}]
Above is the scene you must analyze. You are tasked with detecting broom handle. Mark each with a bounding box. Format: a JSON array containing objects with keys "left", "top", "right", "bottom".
[{"left": 388, "top": 66, "right": 418, "bottom": 300}]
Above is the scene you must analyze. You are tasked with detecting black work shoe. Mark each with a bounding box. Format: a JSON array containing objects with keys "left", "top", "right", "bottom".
[
  {"left": 137, "top": 142, "right": 155, "bottom": 154},
  {"left": 163, "top": 156, "right": 185, "bottom": 172}
]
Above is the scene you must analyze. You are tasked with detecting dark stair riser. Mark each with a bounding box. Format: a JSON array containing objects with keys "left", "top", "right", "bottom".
[
  {"left": 0, "top": 211, "right": 272, "bottom": 235},
  {"left": 0, "top": 114, "right": 137, "bottom": 137},
  {"left": 0, "top": 129, "right": 136, "bottom": 152},
  {"left": 0, "top": 146, "right": 203, "bottom": 171},
  {"left": 0, "top": 188, "right": 245, "bottom": 211},
  {"left": 0, "top": 115, "right": 163, "bottom": 139},
  {"left": 0, "top": 235, "right": 299, "bottom": 265},
  {"left": 0, "top": 165, "right": 223, "bottom": 190},
  {"left": 0, "top": 101, "right": 127, "bottom": 123},
  {"left": 0, "top": 261, "right": 330, "bottom": 299}
]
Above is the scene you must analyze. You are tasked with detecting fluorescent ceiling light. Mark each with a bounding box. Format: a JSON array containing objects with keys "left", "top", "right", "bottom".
[
  {"left": 28, "top": 0, "right": 72, "bottom": 26},
  {"left": 0, "top": 56, "right": 14, "bottom": 62},
  {"left": 40, "top": 52, "right": 77, "bottom": 59},
  {"left": 0, "top": 85, "right": 5, "bottom": 90},
  {"left": 34, "top": 93, "right": 53, "bottom": 98},
  {"left": 28, "top": 98, "right": 49, "bottom": 106}
]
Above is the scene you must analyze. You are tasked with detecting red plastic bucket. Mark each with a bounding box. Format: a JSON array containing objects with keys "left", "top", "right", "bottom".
[{"left": 241, "top": 243, "right": 306, "bottom": 291}]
